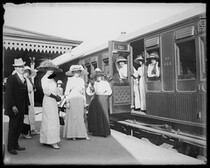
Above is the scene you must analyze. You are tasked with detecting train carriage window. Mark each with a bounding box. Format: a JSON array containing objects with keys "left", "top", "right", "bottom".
[
  {"left": 176, "top": 38, "right": 196, "bottom": 80},
  {"left": 144, "top": 36, "right": 161, "bottom": 82},
  {"left": 145, "top": 49, "right": 161, "bottom": 81}
]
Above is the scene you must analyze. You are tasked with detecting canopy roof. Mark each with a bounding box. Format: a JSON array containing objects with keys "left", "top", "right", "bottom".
[{"left": 3, "top": 25, "right": 83, "bottom": 54}]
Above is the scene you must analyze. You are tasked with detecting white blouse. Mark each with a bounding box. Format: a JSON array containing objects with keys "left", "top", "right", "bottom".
[
  {"left": 64, "top": 76, "right": 85, "bottom": 98},
  {"left": 86, "top": 80, "right": 112, "bottom": 96},
  {"left": 147, "top": 63, "right": 160, "bottom": 78},
  {"left": 118, "top": 65, "right": 128, "bottom": 79}
]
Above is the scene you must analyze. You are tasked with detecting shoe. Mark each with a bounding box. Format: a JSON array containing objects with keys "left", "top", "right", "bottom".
[
  {"left": 23, "top": 134, "right": 32, "bottom": 139},
  {"left": 86, "top": 137, "right": 90, "bottom": 140},
  {"left": 52, "top": 144, "right": 60, "bottom": 149},
  {"left": 15, "top": 146, "right": 26, "bottom": 151},
  {"left": 31, "top": 130, "right": 40, "bottom": 135},
  {"left": 8, "top": 149, "right": 18, "bottom": 155}
]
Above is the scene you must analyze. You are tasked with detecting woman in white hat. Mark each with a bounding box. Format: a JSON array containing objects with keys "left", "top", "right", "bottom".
[
  {"left": 21, "top": 66, "right": 39, "bottom": 139},
  {"left": 146, "top": 52, "right": 160, "bottom": 80},
  {"left": 133, "top": 54, "right": 146, "bottom": 112},
  {"left": 115, "top": 56, "right": 128, "bottom": 83},
  {"left": 63, "top": 65, "right": 89, "bottom": 140},
  {"left": 86, "top": 68, "right": 112, "bottom": 137},
  {"left": 37, "top": 59, "right": 62, "bottom": 149}
]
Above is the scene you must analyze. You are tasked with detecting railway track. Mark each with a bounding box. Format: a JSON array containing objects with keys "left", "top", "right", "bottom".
[{"left": 110, "top": 116, "right": 206, "bottom": 161}]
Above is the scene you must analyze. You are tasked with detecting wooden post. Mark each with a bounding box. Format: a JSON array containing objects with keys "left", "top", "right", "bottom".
[{"left": 30, "top": 57, "right": 35, "bottom": 106}]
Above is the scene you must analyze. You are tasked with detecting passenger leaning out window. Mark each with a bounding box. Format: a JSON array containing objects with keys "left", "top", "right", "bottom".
[{"left": 146, "top": 52, "right": 160, "bottom": 80}]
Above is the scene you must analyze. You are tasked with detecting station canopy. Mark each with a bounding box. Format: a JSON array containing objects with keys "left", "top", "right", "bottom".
[{"left": 3, "top": 25, "right": 82, "bottom": 54}]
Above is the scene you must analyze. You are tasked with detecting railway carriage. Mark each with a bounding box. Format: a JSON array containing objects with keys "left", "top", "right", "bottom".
[{"left": 56, "top": 9, "right": 206, "bottom": 157}]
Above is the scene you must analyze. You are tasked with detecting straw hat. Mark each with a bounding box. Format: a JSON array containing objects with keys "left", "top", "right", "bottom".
[
  {"left": 146, "top": 52, "right": 159, "bottom": 60},
  {"left": 36, "top": 59, "right": 63, "bottom": 73},
  {"left": 90, "top": 68, "right": 105, "bottom": 79},
  {"left": 12, "top": 58, "right": 26, "bottom": 66},
  {"left": 116, "top": 56, "right": 127, "bottom": 63},
  {"left": 134, "top": 54, "right": 145, "bottom": 64},
  {"left": 57, "top": 80, "right": 63, "bottom": 85},
  {"left": 24, "top": 66, "right": 37, "bottom": 78},
  {"left": 65, "top": 65, "right": 88, "bottom": 76}
]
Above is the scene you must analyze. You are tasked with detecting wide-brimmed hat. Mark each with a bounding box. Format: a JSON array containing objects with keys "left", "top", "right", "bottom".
[
  {"left": 146, "top": 52, "right": 159, "bottom": 60},
  {"left": 36, "top": 59, "right": 63, "bottom": 73},
  {"left": 90, "top": 68, "right": 105, "bottom": 79},
  {"left": 116, "top": 56, "right": 127, "bottom": 63},
  {"left": 12, "top": 58, "right": 26, "bottom": 66},
  {"left": 24, "top": 66, "right": 37, "bottom": 78},
  {"left": 65, "top": 65, "right": 88, "bottom": 76},
  {"left": 57, "top": 80, "right": 63, "bottom": 85},
  {"left": 134, "top": 54, "right": 145, "bottom": 64}
]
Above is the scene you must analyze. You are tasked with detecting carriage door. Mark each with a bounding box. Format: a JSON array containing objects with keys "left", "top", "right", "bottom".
[{"left": 108, "top": 41, "right": 132, "bottom": 114}]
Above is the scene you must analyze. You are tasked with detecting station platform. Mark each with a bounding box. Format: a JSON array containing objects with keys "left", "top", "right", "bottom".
[{"left": 3, "top": 107, "right": 205, "bottom": 165}]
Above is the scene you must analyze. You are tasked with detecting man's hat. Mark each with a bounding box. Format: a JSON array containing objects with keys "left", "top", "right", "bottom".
[{"left": 12, "top": 58, "right": 26, "bottom": 66}]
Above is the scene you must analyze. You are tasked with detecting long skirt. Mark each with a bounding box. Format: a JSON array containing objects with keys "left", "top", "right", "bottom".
[
  {"left": 88, "top": 95, "right": 110, "bottom": 137},
  {"left": 40, "top": 96, "right": 60, "bottom": 144},
  {"left": 63, "top": 95, "right": 88, "bottom": 139}
]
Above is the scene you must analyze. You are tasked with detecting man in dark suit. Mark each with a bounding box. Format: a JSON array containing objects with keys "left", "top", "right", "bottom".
[{"left": 4, "top": 58, "right": 30, "bottom": 155}]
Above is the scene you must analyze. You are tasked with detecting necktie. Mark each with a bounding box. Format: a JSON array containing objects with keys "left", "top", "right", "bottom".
[
  {"left": 23, "top": 78, "right": 26, "bottom": 85},
  {"left": 151, "top": 64, "right": 156, "bottom": 74}
]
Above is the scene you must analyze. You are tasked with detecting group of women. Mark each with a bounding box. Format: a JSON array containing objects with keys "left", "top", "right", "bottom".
[
  {"left": 115, "top": 52, "right": 160, "bottom": 111},
  {"left": 36, "top": 60, "right": 112, "bottom": 149}
]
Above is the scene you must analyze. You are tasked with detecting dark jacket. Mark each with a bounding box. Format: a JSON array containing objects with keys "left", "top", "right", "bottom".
[{"left": 4, "top": 73, "right": 30, "bottom": 117}]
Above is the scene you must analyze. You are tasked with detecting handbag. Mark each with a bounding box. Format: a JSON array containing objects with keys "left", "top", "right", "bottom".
[
  {"left": 59, "top": 116, "right": 65, "bottom": 126},
  {"left": 58, "top": 107, "right": 65, "bottom": 126}
]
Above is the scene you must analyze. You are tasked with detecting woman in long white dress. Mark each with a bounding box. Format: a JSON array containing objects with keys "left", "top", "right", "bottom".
[
  {"left": 63, "top": 65, "right": 89, "bottom": 140},
  {"left": 134, "top": 54, "right": 146, "bottom": 112},
  {"left": 37, "top": 60, "right": 62, "bottom": 149}
]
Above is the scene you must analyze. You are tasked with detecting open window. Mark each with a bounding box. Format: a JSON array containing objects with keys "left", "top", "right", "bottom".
[
  {"left": 145, "top": 36, "right": 161, "bottom": 82},
  {"left": 175, "top": 26, "right": 196, "bottom": 80}
]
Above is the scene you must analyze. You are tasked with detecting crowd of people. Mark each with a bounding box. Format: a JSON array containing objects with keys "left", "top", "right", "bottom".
[
  {"left": 4, "top": 58, "right": 113, "bottom": 154},
  {"left": 4, "top": 52, "right": 160, "bottom": 154}
]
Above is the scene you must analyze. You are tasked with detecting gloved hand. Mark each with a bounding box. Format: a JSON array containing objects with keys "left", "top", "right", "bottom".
[
  {"left": 49, "top": 94, "right": 61, "bottom": 102},
  {"left": 12, "top": 106, "right": 18, "bottom": 115}
]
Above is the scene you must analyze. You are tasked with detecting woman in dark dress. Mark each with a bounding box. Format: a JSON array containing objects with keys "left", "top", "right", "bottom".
[{"left": 86, "top": 68, "right": 112, "bottom": 137}]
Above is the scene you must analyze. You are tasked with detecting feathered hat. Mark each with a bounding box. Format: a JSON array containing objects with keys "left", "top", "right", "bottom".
[{"left": 36, "top": 59, "right": 63, "bottom": 73}]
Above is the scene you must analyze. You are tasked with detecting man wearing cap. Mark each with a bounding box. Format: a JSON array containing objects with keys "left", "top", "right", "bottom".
[{"left": 4, "top": 58, "right": 30, "bottom": 155}]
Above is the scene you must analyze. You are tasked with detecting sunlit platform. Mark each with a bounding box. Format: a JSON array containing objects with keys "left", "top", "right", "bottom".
[{"left": 3, "top": 107, "right": 205, "bottom": 165}]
